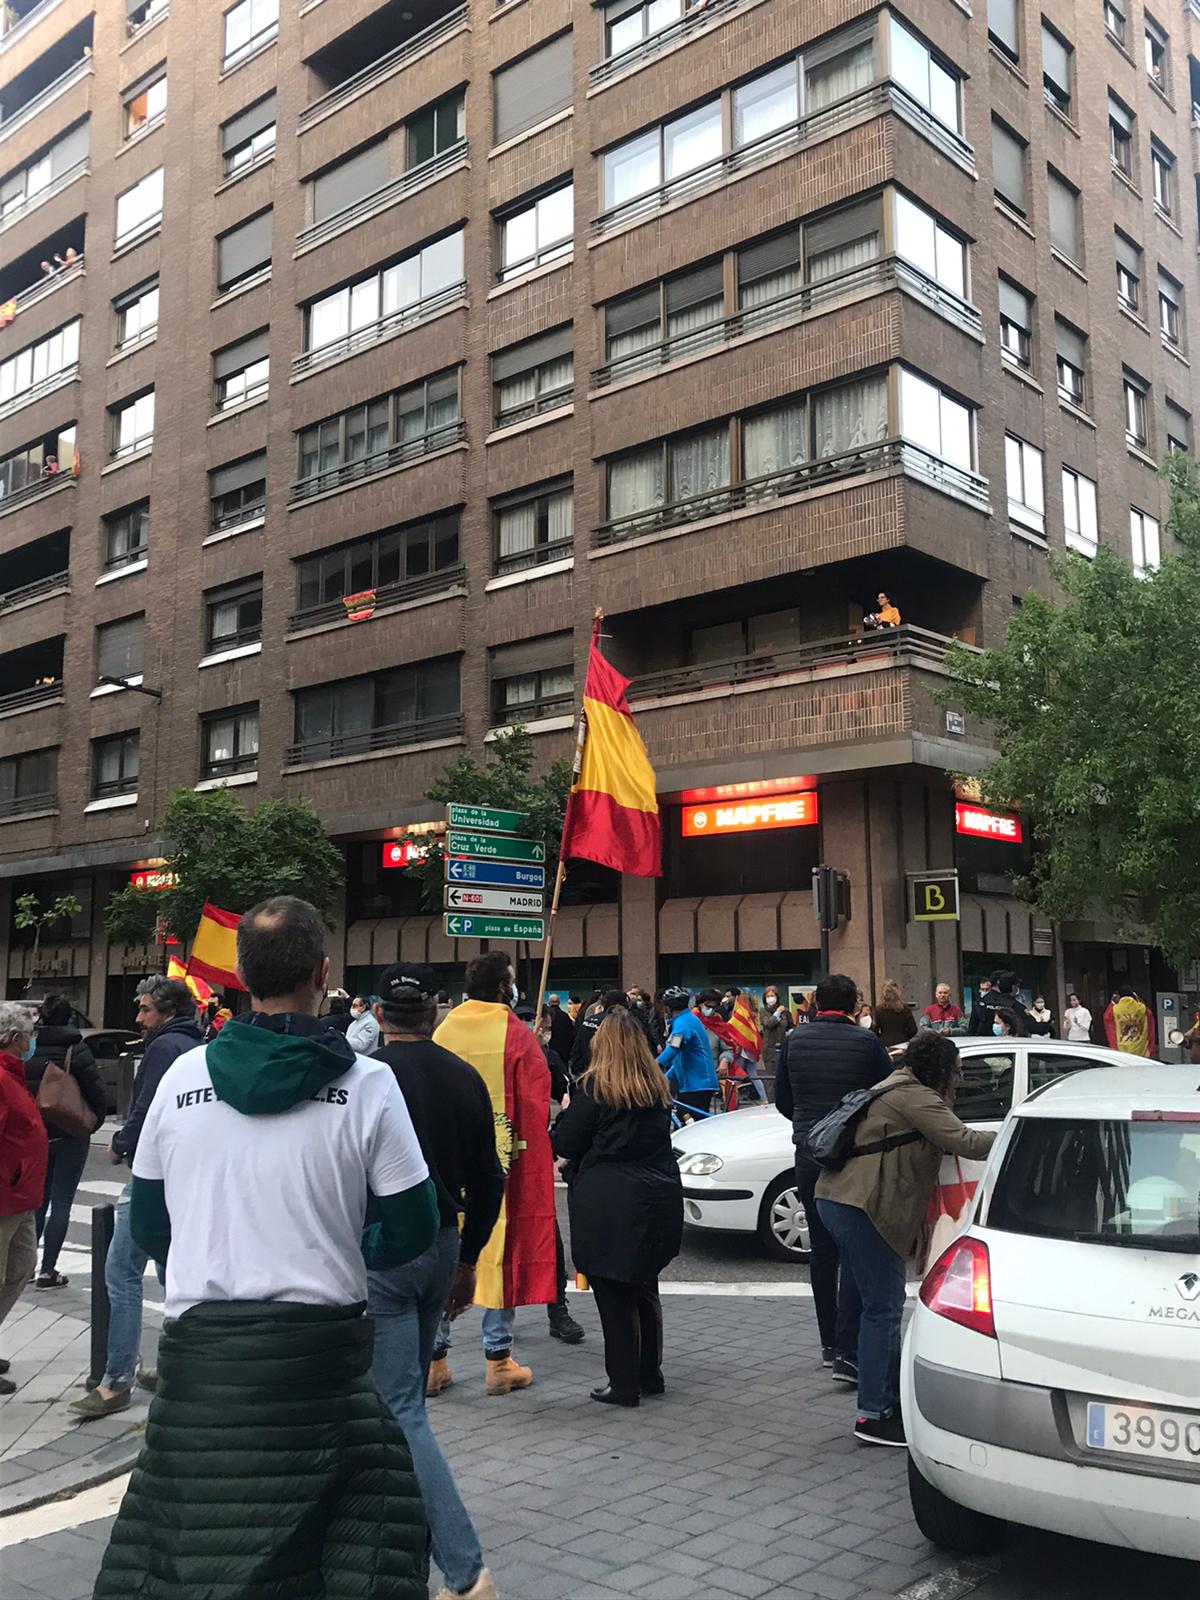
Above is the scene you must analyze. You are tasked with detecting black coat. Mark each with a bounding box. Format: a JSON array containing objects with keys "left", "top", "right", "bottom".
[
  {"left": 552, "top": 1085, "right": 683, "bottom": 1284},
  {"left": 774, "top": 1013, "right": 894, "bottom": 1171},
  {"left": 24, "top": 1026, "right": 108, "bottom": 1133},
  {"left": 967, "top": 988, "right": 1033, "bottom": 1037},
  {"left": 567, "top": 1004, "right": 653, "bottom": 1082},
  {"left": 546, "top": 1006, "right": 575, "bottom": 1063}
]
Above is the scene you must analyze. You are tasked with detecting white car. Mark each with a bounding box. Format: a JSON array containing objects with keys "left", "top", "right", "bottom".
[
  {"left": 903, "top": 1065, "right": 1200, "bottom": 1562},
  {"left": 672, "top": 1038, "right": 1136, "bottom": 1263}
]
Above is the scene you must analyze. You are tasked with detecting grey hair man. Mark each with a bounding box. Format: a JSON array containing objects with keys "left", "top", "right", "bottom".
[{"left": 0, "top": 1002, "right": 46, "bottom": 1393}]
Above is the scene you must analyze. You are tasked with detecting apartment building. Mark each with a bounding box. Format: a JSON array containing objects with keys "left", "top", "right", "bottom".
[{"left": 1, "top": 0, "right": 1197, "bottom": 1027}]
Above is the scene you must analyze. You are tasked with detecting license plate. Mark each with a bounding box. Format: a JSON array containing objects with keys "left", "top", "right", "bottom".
[{"left": 1085, "top": 1401, "right": 1200, "bottom": 1465}]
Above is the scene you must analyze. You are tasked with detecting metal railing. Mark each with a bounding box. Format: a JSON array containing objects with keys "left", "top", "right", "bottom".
[
  {"left": 222, "top": 20, "right": 277, "bottom": 73},
  {"left": 5, "top": 256, "right": 84, "bottom": 317},
  {"left": 296, "top": 142, "right": 467, "bottom": 250},
  {"left": 0, "top": 159, "right": 88, "bottom": 234},
  {"left": 0, "top": 469, "right": 77, "bottom": 515},
  {"left": 291, "top": 282, "right": 466, "bottom": 377},
  {"left": 0, "top": 364, "right": 79, "bottom": 423},
  {"left": 0, "top": 790, "right": 57, "bottom": 819},
  {"left": 284, "top": 711, "right": 463, "bottom": 768},
  {"left": 592, "top": 258, "right": 981, "bottom": 389},
  {"left": 496, "top": 695, "right": 573, "bottom": 726},
  {"left": 495, "top": 535, "right": 574, "bottom": 577},
  {"left": 495, "top": 385, "right": 574, "bottom": 427},
  {"left": 299, "top": 6, "right": 468, "bottom": 128},
  {"left": 286, "top": 564, "right": 465, "bottom": 633},
  {"left": 288, "top": 419, "right": 465, "bottom": 503},
  {"left": 210, "top": 496, "right": 265, "bottom": 534},
  {"left": 0, "top": 58, "right": 91, "bottom": 142},
  {"left": 590, "top": 0, "right": 748, "bottom": 86},
  {"left": 2, "top": 0, "right": 67, "bottom": 48},
  {"left": 0, "top": 569, "right": 69, "bottom": 612},
  {"left": 0, "top": 681, "right": 62, "bottom": 716},
  {"left": 593, "top": 82, "right": 973, "bottom": 238},
  {"left": 594, "top": 438, "right": 988, "bottom": 547}
]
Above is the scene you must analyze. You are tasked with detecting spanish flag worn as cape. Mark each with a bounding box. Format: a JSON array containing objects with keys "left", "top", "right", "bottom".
[
  {"left": 434, "top": 1001, "right": 556, "bottom": 1309},
  {"left": 187, "top": 903, "right": 245, "bottom": 992}
]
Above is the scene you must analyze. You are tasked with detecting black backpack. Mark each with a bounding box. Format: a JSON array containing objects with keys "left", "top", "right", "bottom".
[{"left": 801, "top": 1081, "right": 922, "bottom": 1172}]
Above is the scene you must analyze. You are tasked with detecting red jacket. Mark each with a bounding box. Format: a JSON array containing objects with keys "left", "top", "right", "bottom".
[{"left": 0, "top": 1049, "right": 48, "bottom": 1216}]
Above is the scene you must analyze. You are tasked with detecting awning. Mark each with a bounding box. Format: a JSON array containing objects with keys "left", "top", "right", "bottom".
[
  {"left": 658, "top": 893, "right": 820, "bottom": 956},
  {"left": 960, "top": 894, "right": 1052, "bottom": 959}
]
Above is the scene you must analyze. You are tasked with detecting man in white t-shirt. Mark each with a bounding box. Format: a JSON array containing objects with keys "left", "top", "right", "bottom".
[{"left": 92, "top": 896, "right": 438, "bottom": 1600}]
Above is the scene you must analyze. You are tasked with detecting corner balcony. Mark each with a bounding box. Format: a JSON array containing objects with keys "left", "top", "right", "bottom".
[
  {"left": 590, "top": 0, "right": 755, "bottom": 88},
  {"left": 0, "top": 157, "right": 87, "bottom": 236},
  {"left": 0, "top": 462, "right": 77, "bottom": 519},
  {"left": 0, "top": 52, "right": 91, "bottom": 150}
]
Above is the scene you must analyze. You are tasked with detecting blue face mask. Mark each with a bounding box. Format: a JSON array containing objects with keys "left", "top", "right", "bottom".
[
  {"left": 992, "top": 1021, "right": 1004, "bottom": 1037},
  {"left": 21, "top": 1032, "right": 38, "bottom": 1061}
]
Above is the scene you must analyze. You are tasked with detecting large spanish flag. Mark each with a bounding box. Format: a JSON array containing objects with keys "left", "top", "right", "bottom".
[
  {"left": 187, "top": 902, "right": 245, "bottom": 992},
  {"left": 167, "top": 954, "right": 214, "bottom": 1005},
  {"left": 433, "top": 1000, "right": 556, "bottom": 1308},
  {"left": 561, "top": 620, "right": 661, "bottom": 877}
]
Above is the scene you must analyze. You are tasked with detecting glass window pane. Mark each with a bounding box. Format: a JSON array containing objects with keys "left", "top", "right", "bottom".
[
  {"left": 806, "top": 39, "right": 874, "bottom": 110},
  {"left": 536, "top": 185, "right": 573, "bottom": 249},
  {"left": 743, "top": 401, "right": 807, "bottom": 478},
  {"left": 929, "top": 60, "right": 958, "bottom": 130},
  {"left": 814, "top": 375, "right": 887, "bottom": 456},
  {"left": 349, "top": 279, "right": 379, "bottom": 330},
  {"left": 503, "top": 205, "right": 538, "bottom": 268},
  {"left": 609, "top": 447, "right": 665, "bottom": 517},
  {"left": 889, "top": 19, "right": 930, "bottom": 106},
  {"left": 899, "top": 370, "right": 941, "bottom": 455},
  {"left": 664, "top": 102, "right": 722, "bottom": 180},
  {"left": 734, "top": 64, "right": 798, "bottom": 148},
  {"left": 934, "top": 226, "right": 965, "bottom": 297},
  {"left": 894, "top": 192, "right": 936, "bottom": 276},
  {"left": 939, "top": 394, "right": 972, "bottom": 470},
  {"left": 421, "top": 231, "right": 463, "bottom": 295},
  {"left": 605, "top": 130, "right": 661, "bottom": 207}
]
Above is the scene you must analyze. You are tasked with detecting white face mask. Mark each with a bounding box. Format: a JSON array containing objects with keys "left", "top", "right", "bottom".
[
  {"left": 700, "top": 1006, "right": 714, "bottom": 1017},
  {"left": 859, "top": 1014, "right": 873, "bottom": 1027}
]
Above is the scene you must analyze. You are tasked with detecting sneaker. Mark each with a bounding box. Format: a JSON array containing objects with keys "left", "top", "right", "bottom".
[
  {"left": 69, "top": 1388, "right": 132, "bottom": 1422},
  {"left": 547, "top": 1305, "right": 585, "bottom": 1344},
  {"left": 434, "top": 1569, "right": 498, "bottom": 1600},
  {"left": 0, "top": 1376, "right": 15, "bottom": 1397},
  {"left": 854, "top": 1412, "right": 906, "bottom": 1448},
  {"left": 426, "top": 1355, "right": 453, "bottom": 1397},
  {"left": 135, "top": 1368, "right": 158, "bottom": 1394},
  {"left": 0, "top": 1357, "right": 10, "bottom": 1376},
  {"left": 484, "top": 1354, "right": 533, "bottom": 1396},
  {"left": 831, "top": 1356, "right": 858, "bottom": 1386},
  {"left": 821, "top": 1347, "right": 835, "bottom": 1368}
]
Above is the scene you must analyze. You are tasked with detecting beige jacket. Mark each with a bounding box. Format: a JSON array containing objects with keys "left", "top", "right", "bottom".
[{"left": 815, "top": 1066, "right": 997, "bottom": 1259}]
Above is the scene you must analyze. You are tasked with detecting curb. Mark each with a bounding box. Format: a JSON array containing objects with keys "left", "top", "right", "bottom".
[{"left": 0, "top": 1431, "right": 143, "bottom": 1519}]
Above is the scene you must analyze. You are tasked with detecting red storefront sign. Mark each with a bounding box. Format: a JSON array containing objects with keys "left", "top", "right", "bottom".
[
  {"left": 955, "top": 802, "right": 1023, "bottom": 843},
  {"left": 381, "top": 840, "right": 430, "bottom": 869},
  {"left": 682, "top": 791, "right": 819, "bottom": 838},
  {"left": 130, "top": 868, "right": 177, "bottom": 891}
]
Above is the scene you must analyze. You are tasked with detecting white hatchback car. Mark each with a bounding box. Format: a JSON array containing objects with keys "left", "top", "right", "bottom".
[
  {"left": 672, "top": 1038, "right": 1134, "bottom": 1263},
  {"left": 903, "top": 1065, "right": 1200, "bottom": 1562}
]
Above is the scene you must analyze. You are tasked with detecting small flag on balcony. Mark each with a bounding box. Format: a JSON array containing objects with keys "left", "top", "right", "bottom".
[
  {"left": 187, "top": 903, "right": 245, "bottom": 991},
  {"left": 343, "top": 588, "right": 377, "bottom": 622},
  {"left": 0, "top": 300, "right": 16, "bottom": 329}
]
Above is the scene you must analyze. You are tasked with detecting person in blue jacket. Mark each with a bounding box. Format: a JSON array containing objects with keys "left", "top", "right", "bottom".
[{"left": 656, "top": 987, "right": 718, "bottom": 1119}]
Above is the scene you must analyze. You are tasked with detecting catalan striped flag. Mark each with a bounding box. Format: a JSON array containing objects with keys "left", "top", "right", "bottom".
[
  {"left": 187, "top": 903, "right": 245, "bottom": 992},
  {"left": 560, "top": 619, "right": 661, "bottom": 878},
  {"left": 433, "top": 1000, "right": 556, "bottom": 1309},
  {"left": 728, "top": 995, "right": 763, "bottom": 1060}
]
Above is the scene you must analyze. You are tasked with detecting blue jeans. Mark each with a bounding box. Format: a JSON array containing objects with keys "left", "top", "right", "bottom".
[
  {"left": 816, "top": 1199, "right": 906, "bottom": 1420},
  {"left": 435, "top": 1305, "right": 516, "bottom": 1359},
  {"left": 739, "top": 1057, "right": 768, "bottom": 1103},
  {"left": 102, "top": 1184, "right": 161, "bottom": 1392},
  {"left": 368, "top": 1227, "right": 484, "bottom": 1595}
]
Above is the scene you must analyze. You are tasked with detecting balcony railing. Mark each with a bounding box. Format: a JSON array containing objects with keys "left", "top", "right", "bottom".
[
  {"left": 0, "top": 467, "right": 77, "bottom": 516},
  {"left": 0, "top": 158, "right": 88, "bottom": 233},
  {"left": 593, "top": 82, "right": 974, "bottom": 238},
  {"left": 222, "top": 20, "right": 277, "bottom": 72},
  {"left": 296, "top": 142, "right": 467, "bottom": 251},
  {"left": 299, "top": 6, "right": 469, "bottom": 129},
  {"left": 495, "top": 535, "right": 574, "bottom": 577},
  {"left": 0, "top": 58, "right": 91, "bottom": 143},
  {"left": 0, "top": 680, "right": 62, "bottom": 716},
  {"left": 5, "top": 255, "right": 84, "bottom": 317},
  {"left": 629, "top": 625, "right": 970, "bottom": 703},
  {"left": 0, "top": 364, "right": 79, "bottom": 423},
  {"left": 210, "top": 495, "right": 265, "bottom": 535},
  {"left": 592, "top": 258, "right": 981, "bottom": 389},
  {"left": 289, "top": 419, "right": 465, "bottom": 503},
  {"left": 287, "top": 564, "right": 465, "bottom": 633},
  {"left": 0, "top": 790, "right": 57, "bottom": 819},
  {"left": 495, "top": 385, "right": 574, "bottom": 428},
  {"left": 1, "top": 0, "right": 67, "bottom": 49},
  {"left": 284, "top": 711, "right": 463, "bottom": 767},
  {"left": 594, "top": 439, "right": 989, "bottom": 548},
  {"left": 590, "top": 0, "right": 749, "bottom": 86},
  {"left": 291, "top": 281, "right": 466, "bottom": 377},
  {"left": 0, "top": 569, "right": 69, "bottom": 612}
]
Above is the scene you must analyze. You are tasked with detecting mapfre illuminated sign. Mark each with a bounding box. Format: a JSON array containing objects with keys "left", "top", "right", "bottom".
[
  {"left": 955, "top": 803, "right": 1023, "bottom": 843},
  {"left": 682, "top": 792, "right": 818, "bottom": 837},
  {"left": 381, "top": 840, "right": 430, "bottom": 869},
  {"left": 129, "top": 869, "right": 177, "bottom": 891}
]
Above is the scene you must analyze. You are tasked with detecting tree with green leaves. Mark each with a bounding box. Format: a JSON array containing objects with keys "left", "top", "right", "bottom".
[
  {"left": 944, "top": 451, "right": 1200, "bottom": 967},
  {"left": 104, "top": 787, "right": 343, "bottom": 947},
  {"left": 14, "top": 892, "right": 84, "bottom": 993}
]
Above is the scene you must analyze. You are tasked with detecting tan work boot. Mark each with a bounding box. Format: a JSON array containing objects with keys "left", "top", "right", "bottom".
[
  {"left": 484, "top": 1354, "right": 532, "bottom": 1395},
  {"left": 426, "top": 1356, "right": 453, "bottom": 1397},
  {"left": 434, "top": 1568, "right": 498, "bottom": 1600}
]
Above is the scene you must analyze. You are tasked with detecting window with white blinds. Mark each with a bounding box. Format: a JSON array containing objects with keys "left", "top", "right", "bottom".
[{"left": 493, "top": 33, "right": 573, "bottom": 142}]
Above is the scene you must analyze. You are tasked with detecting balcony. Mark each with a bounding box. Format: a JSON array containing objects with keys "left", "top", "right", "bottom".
[
  {"left": 0, "top": 568, "right": 69, "bottom": 614},
  {"left": 0, "top": 362, "right": 79, "bottom": 424},
  {"left": 0, "top": 157, "right": 87, "bottom": 234},
  {"left": 0, "top": 788, "right": 57, "bottom": 820},
  {"left": 0, "top": 251, "right": 83, "bottom": 318},
  {"left": 0, "top": 462, "right": 77, "bottom": 518},
  {"left": 591, "top": 259, "right": 982, "bottom": 391},
  {"left": 0, "top": 20, "right": 92, "bottom": 146},
  {"left": 594, "top": 440, "right": 990, "bottom": 549},
  {"left": 286, "top": 564, "right": 465, "bottom": 633},
  {"left": 0, "top": 633, "right": 64, "bottom": 719},
  {"left": 1, "top": 0, "right": 67, "bottom": 50},
  {"left": 592, "top": 82, "right": 974, "bottom": 239},
  {"left": 590, "top": 0, "right": 752, "bottom": 88},
  {"left": 284, "top": 710, "right": 463, "bottom": 767},
  {"left": 299, "top": 4, "right": 468, "bottom": 130},
  {"left": 495, "top": 534, "right": 573, "bottom": 578},
  {"left": 291, "top": 280, "right": 466, "bottom": 378},
  {"left": 295, "top": 142, "right": 467, "bottom": 253},
  {"left": 288, "top": 419, "right": 465, "bottom": 504}
]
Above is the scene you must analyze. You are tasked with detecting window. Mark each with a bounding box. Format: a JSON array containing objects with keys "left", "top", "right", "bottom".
[
  {"left": 1115, "top": 230, "right": 1141, "bottom": 312},
  {"left": 92, "top": 732, "right": 139, "bottom": 799},
  {"left": 988, "top": 0, "right": 1019, "bottom": 61},
  {"left": 103, "top": 501, "right": 149, "bottom": 570},
  {"left": 493, "top": 33, "right": 573, "bottom": 142},
  {"left": 124, "top": 71, "right": 166, "bottom": 137},
  {"left": 1005, "top": 434, "right": 1045, "bottom": 532},
  {"left": 992, "top": 120, "right": 1027, "bottom": 215},
  {"left": 310, "top": 140, "right": 389, "bottom": 226},
  {"left": 737, "top": 233, "right": 801, "bottom": 315},
  {"left": 691, "top": 609, "right": 801, "bottom": 663},
  {"left": 221, "top": 93, "right": 275, "bottom": 176},
  {"left": 0, "top": 125, "right": 87, "bottom": 222},
  {"left": 1166, "top": 401, "right": 1191, "bottom": 454},
  {"left": 305, "top": 232, "right": 464, "bottom": 357},
  {"left": 110, "top": 391, "right": 155, "bottom": 458},
  {"left": 1055, "top": 319, "right": 1087, "bottom": 408},
  {"left": 888, "top": 18, "right": 961, "bottom": 133},
  {"left": 114, "top": 167, "right": 163, "bottom": 244},
  {"left": 493, "top": 481, "right": 573, "bottom": 574},
  {"left": 812, "top": 373, "right": 888, "bottom": 459},
  {"left": 1047, "top": 168, "right": 1080, "bottom": 262},
  {"left": 0, "top": 320, "right": 80, "bottom": 407},
  {"left": 608, "top": 425, "right": 730, "bottom": 522},
  {"left": 202, "top": 705, "right": 259, "bottom": 778},
  {"left": 999, "top": 278, "right": 1033, "bottom": 368},
  {"left": 1144, "top": 16, "right": 1168, "bottom": 90},
  {"left": 0, "top": 427, "right": 75, "bottom": 496},
  {"left": 127, "top": 0, "right": 168, "bottom": 29},
  {"left": 0, "top": 749, "right": 56, "bottom": 817},
  {"left": 491, "top": 636, "right": 573, "bottom": 725},
  {"left": 223, "top": 0, "right": 277, "bottom": 68},
  {"left": 1158, "top": 269, "right": 1183, "bottom": 347},
  {"left": 292, "top": 659, "right": 460, "bottom": 761},
  {"left": 1041, "top": 24, "right": 1072, "bottom": 114},
  {"left": 216, "top": 209, "right": 271, "bottom": 291},
  {"left": 115, "top": 281, "right": 158, "bottom": 348},
  {"left": 492, "top": 327, "right": 573, "bottom": 426},
  {"left": 804, "top": 195, "right": 883, "bottom": 283},
  {"left": 899, "top": 370, "right": 973, "bottom": 471},
  {"left": 209, "top": 452, "right": 266, "bottom": 531},
  {"left": 1062, "top": 467, "right": 1098, "bottom": 556},
  {"left": 733, "top": 62, "right": 798, "bottom": 148},
  {"left": 1151, "top": 140, "right": 1175, "bottom": 215},
  {"left": 1108, "top": 94, "right": 1134, "bottom": 176},
  {"left": 408, "top": 91, "right": 465, "bottom": 167},
  {"left": 296, "top": 514, "right": 460, "bottom": 614},
  {"left": 605, "top": 0, "right": 686, "bottom": 59},
  {"left": 603, "top": 100, "right": 721, "bottom": 211},
  {"left": 1130, "top": 506, "right": 1160, "bottom": 573},
  {"left": 955, "top": 1053, "right": 1015, "bottom": 1122},
  {"left": 1123, "top": 368, "right": 1149, "bottom": 450},
  {"left": 214, "top": 330, "right": 269, "bottom": 411},
  {"left": 892, "top": 192, "right": 966, "bottom": 297},
  {"left": 296, "top": 370, "right": 461, "bottom": 490},
  {"left": 96, "top": 615, "right": 144, "bottom": 683},
  {"left": 744, "top": 397, "right": 809, "bottom": 478},
  {"left": 205, "top": 576, "right": 262, "bottom": 652},
  {"left": 1104, "top": 0, "right": 1125, "bottom": 44},
  {"left": 499, "top": 183, "right": 573, "bottom": 280}
]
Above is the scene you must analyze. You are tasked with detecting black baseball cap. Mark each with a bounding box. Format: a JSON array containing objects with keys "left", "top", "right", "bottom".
[{"left": 377, "top": 962, "right": 439, "bottom": 1005}]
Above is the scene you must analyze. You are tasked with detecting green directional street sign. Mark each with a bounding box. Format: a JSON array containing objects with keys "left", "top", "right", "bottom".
[
  {"left": 446, "top": 803, "right": 530, "bottom": 835},
  {"left": 443, "top": 913, "right": 546, "bottom": 941},
  {"left": 447, "top": 830, "right": 546, "bottom": 864}
]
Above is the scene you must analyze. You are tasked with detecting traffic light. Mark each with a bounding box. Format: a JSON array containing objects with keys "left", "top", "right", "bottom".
[{"left": 812, "top": 865, "right": 851, "bottom": 932}]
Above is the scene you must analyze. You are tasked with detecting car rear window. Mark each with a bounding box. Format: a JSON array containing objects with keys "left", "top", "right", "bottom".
[{"left": 987, "top": 1118, "right": 1200, "bottom": 1252}]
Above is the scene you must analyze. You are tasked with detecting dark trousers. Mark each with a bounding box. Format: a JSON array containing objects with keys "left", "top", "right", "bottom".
[
  {"left": 676, "top": 1090, "right": 713, "bottom": 1119},
  {"left": 35, "top": 1134, "right": 90, "bottom": 1276},
  {"left": 589, "top": 1276, "right": 663, "bottom": 1400},
  {"left": 547, "top": 1219, "right": 568, "bottom": 1315},
  {"left": 797, "top": 1162, "right": 861, "bottom": 1360}
]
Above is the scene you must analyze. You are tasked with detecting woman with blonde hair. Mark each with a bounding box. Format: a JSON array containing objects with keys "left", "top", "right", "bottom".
[
  {"left": 551, "top": 1009, "right": 683, "bottom": 1407},
  {"left": 872, "top": 979, "right": 917, "bottom": 1049}
]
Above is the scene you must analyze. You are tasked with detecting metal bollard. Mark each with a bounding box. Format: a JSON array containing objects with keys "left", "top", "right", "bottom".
[{"left": 88, "top": 1203, "right": 115, "bottom": 1391}]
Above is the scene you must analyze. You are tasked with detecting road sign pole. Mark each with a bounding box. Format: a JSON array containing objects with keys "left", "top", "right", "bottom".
[{"left": 533, "top": 651, "right": 593, "bottom": 1023}]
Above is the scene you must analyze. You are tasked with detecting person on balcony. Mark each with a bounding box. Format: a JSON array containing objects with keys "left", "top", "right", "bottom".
[{"left": 863, "top": 591, "right": 901, "bottom": 630}]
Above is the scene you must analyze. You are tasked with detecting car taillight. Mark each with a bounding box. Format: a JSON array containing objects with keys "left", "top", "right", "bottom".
[{"left": 920, "top": 1236, "right": 996, "bottom": 1338}]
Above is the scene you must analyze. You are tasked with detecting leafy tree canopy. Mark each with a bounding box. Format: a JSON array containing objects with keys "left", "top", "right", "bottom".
[{"left": 944, "top": 452, "right": 1200, "bottom": 967}]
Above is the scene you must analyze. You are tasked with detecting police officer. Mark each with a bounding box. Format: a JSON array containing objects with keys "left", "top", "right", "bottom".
[{"left": 656, "top": 988, "right": 719, "bottom": 1119}]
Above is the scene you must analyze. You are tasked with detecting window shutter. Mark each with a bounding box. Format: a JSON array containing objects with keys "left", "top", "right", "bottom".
[
  {"left": 97, "top": 616, "right": 145, "bottom": 679},
  {"left": 1114, "top": 230, "right": 1140, "bottom": 272},
  {"left": 665, "top": 260, "right": 724, "bottom": 313},
  {"left": 1108, "top": 95, "right": 1133, "bottom": 132},
  {"left": 211, "top": 452, "right": 266, "bottom": 496},
  {"left": 738, "top": 230, "right": 801, "bottom": 284},
  {"left": 426, "top": 368, "right": 460, "bottom": 409},
  {"left": 217, "top": 211, "right": 272, "bottom": 288},
  {"left": 122, "top": 67, "right": 164, "bottom": 106},
  {"left": 992, "top": 122, "right": 1025, "bottom": 209},
  {"left": 605, "top": 285, "right": 659, "bottom": 337},
  {"left": 804, "top": 197, "right": 883, "bottom": 256},
  {"left": 494, "top": 32, "right": 574, "bottom": 142},
  {"left": 1041, "top": 26, "right": 1070, "bottom": 93},
  {"left": 998, "top": 279, "right": 1030, "bottom": 327},
  {"left": 213, "top": 330, "right": 269, "bottom": 378},
  {"left": 987, "top": 0, "right": 1018, "bottom": 55},
  {"left": 491, "top": 633, "right": 573, "bottom": 677},
  {"left": 222, "top": 92, "right": 276, "bottom": 153},
  {"left": 492, "top": 325, "right": 573, "bottom": 382},
  {"left": 1055, "top": 320, "right": 1085, "bottom": 367},
  {"left": 1048, "top": 173, "right": 1078, "bottom": 258},
  {"left": 50, "top": 122, "right": 89, "bottom": 177},
  {"left": 312, "top": 141, "right": 388, "bottom": 224}
]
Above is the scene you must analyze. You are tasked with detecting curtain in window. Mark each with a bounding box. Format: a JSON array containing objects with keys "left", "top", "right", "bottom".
[
  {"left": 669, "top": 428, "right": 729, "bottom": 505},
  {"left": 497, "top": 373, "right": 536, "bottom": 417},
  {"left": 813, "top": 377, "right": 887, "bottom": 457},
  {"left": 210, "top": 601, "right": 239, "bottom": 641},
  {"left": 609, "top": 323, "right": 661, "bottom": 361},
  {"left": 807, "top": 231, "right": 879, "bottom": 284},
  {"left": 665, "top": 297, "right": 724, "bottom": 339},
  {"left": 743, "top": 401, "right": 807, "bottom": 480},
  {"left": 609, "top": 449, "right": 665, "bottom": 519},
  {"left": 499, "top": 502, "right": 536, "bottom": 558},
  {"left": 546, "top": 491, "right": 573, "bottom": 542},
  {"left": 805, "top": 40, "right": 874, "bottom": 111}
]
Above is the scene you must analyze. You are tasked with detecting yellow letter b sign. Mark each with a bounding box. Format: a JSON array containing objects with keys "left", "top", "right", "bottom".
[{"left": 910, "top": 872, "right": 960, "bottom": 922}]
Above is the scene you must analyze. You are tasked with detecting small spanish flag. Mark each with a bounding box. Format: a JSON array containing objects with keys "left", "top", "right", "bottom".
[
  {"left": 187, "top": 902, "right": 245, "bottom": 992},
  {"left": 342, "top": 588, "right": 377, "bottom": 622},
  {"left": 167, "top": 954, "right": 215, "bottom": 1004},
  {"left": 560, "top": 618, "right": 660, "bottom": 878},
  {"left": 0, "top": 299, "right": 16, "bottom": 329}
]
